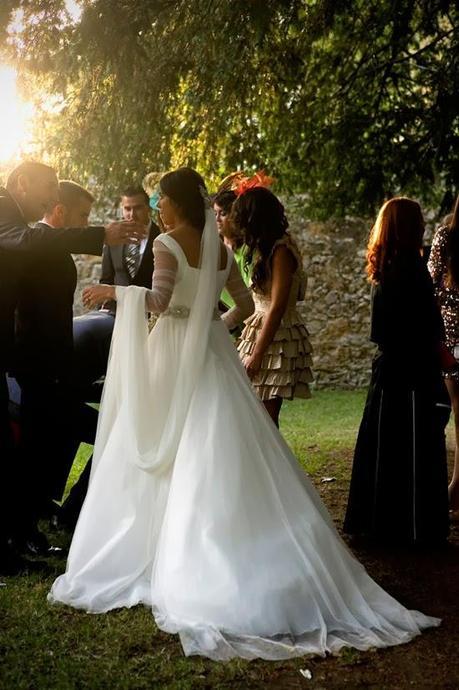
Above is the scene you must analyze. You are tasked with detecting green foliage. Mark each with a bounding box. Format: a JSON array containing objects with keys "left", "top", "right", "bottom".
[{"left": 1, "top": 0, "right": 458, "bottom": 217}]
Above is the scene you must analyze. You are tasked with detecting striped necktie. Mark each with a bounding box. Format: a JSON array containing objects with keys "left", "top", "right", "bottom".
[{"left": 125, "top": 242, "right": 140, "bottom": 279}]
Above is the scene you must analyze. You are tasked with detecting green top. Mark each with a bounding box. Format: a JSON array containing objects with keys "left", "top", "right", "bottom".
[{"left": 221, "top": 245, "right": 251, "bottom": 309}]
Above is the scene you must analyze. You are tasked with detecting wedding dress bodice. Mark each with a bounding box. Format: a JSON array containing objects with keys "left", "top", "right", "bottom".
[{"left": 143, "top": 233, "right": 254, "bottom": 329}]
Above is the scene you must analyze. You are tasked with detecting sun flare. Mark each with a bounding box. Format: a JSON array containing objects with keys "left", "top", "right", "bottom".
[{"left": 0, "top": 65, "right": 35, "bottom": 164}]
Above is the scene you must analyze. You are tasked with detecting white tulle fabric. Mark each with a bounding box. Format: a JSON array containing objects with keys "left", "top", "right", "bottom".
[
  {"left": 100, "top": 210, "right": 220, "bottom": 476},
  {"left": 49, "top": 213, "right": 440, "bottom": 660}
]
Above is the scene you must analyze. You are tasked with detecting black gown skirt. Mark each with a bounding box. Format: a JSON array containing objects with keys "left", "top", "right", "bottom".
[
  {"left": 344, "top": 254, "right": 450, "bottom": 545},
  {"left": 344, "top": 354, "right": 450, "bottom": 544}
]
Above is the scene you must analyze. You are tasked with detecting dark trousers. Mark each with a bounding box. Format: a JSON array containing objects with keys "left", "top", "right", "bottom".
[
  {"left": 0, "top": 373, "right": 37, "bottom": 552},
  {"left": 17, "top": 375, "right": 98, "bottom": 522},
  {"left": 0, "top": 373, "right": 16, "bottom": 546},
  {"left": 72, "top": 311, "right": 114, "bottom": 388}
]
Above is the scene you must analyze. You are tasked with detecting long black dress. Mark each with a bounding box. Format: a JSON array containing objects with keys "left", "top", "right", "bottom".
[{"left": 344, "top": 251, "right": 450, "bottom": 544}]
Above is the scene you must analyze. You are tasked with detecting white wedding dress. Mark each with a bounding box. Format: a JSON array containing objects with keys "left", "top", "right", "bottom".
[{"left": 49, "top": 210, "right": 440, "bottom": 660}]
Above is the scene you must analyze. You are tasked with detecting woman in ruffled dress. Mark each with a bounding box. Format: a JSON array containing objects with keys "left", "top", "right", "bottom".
[
  {"left": 232, "top": 186, "right": 313, "bottom": 426},
  {"left": 428, "top": 195, "right": 459, "bottom": 517}
]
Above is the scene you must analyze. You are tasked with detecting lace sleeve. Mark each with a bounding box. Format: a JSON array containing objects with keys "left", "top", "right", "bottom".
[
  {"left": 144, "top": 238, "right": 178, "bottom": 313},
  {"left": 221, "top": 257, "right": 255, "bottom": 330}
]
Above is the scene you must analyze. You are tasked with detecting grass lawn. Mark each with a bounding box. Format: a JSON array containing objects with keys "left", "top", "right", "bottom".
[
  {"left": 281, "top": 389, "right": 367, "bottom": 477},
  {"left": 2, "top": 389, "right": 459, "bottom": 690}
]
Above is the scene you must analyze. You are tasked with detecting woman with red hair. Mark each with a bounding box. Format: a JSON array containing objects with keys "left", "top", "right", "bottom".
[{"left": 344, "top": 197, "right": 450, "bottom": 545}]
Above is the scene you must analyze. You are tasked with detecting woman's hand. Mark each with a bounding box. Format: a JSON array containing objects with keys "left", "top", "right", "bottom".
[
  {"left": 244, "top": 351, "right": 263, "bottom": 379},
  {"left": 83, "top": 284, "right": 116, "bottom": 309}
]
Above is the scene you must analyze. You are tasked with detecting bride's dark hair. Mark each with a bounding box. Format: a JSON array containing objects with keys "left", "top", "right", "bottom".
[{"left": 160, "top": 167, "right": 207, "bottom": 231}]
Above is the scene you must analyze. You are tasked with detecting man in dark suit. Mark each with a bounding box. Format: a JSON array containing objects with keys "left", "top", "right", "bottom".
[
  {"left": 72, "top": 185, "right": 159, "bottom": 385},
  {"left": 12, "top": 181, "right": 103, "bottom": 547},
  {"left": 101, "top": 185, "right": 159, "bottom": 305},
  {"left": 0, "top": 161, "right": 146, "bottom": 575},
  {"left": 61, "top": 186, "right": 160, "bottom": 528}
]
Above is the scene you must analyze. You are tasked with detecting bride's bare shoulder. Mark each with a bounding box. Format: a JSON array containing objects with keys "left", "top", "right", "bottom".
[
  {"left": 167, "top": 227, "right": 198, "bottom": 245},
  {"left": 166, "top": 230, "right": 228, "bottom": 269},
  {"left": 167, "top": 228, "right": 185, "bottom": 239}
]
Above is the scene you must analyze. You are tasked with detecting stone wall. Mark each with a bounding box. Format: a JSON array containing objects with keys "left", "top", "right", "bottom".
[
  {"left": 72, "top": 204, "right": 378, "bottom": 389},
  {"left": 286, "top": 199, "right": 374, "bottom": 389},
  {"left": 73, "top": 254, "right": 102, "bottom": 316}
]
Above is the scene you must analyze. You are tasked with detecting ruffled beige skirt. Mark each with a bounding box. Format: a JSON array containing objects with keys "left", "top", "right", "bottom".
[{"left": 237, "top": 310, "right": 314, "bottom": 401}]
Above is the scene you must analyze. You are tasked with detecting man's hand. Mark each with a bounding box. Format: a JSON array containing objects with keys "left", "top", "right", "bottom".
[
  {"left": 83, "top": 284, "right": 116, "bottom": 309},
  {"left": 104, "top": 221, "right": 147, "bottom": 246}
]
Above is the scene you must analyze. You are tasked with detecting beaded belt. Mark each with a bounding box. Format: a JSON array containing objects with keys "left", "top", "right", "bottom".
[{"left": 160, "top": 305, "right": 221, "bottom": 320}]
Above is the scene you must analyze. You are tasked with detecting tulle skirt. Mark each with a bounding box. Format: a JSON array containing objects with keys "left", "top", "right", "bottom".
[{"left": 49, "top": 318, "right": 440, "bottom": 660}]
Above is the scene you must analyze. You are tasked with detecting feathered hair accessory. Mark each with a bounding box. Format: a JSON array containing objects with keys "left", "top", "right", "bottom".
[
  {"left": 217, "top": 170, "right": 275, "bottom": 196},
  {"left": 217, "top": 171, "right": 249, "bottom": 193},
  {"left": 234, "top": 170, "right": 275, "bottom": 197}
]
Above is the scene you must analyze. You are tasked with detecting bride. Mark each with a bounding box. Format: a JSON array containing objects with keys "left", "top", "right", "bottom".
[{"left": 49, "top": 168, "right": 440, "bottom": 660}]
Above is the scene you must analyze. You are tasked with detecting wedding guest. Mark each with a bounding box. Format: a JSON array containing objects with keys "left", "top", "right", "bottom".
[
  {"left": 213, "top": 171, "right": 249, "bottom": 255},
  {"left": 232, "top": 185, "right": 313, "bottom": 426},
  {"left": 213, "top": 188, "right": 250, "bottom": 311},
  {"left": 73, "top": 186, "right": 160, "bottom": 388},
  {"left": 13, "top": 179, "right": 145, "bottom": 555},
  {"left": 428, "top": 195, "right": 459, "bottom": 518},
  {"left": 12, "top": 180, "right": 102, "bottom": 549},
  {"left": 344, "top": 197, "right": 450, "bottom": 545},
  {"left": 0, "top": 161, "right": 144, "bottom": 574},
  {"left": 214, "top": 190, "right": 238, "bottom": 246}
]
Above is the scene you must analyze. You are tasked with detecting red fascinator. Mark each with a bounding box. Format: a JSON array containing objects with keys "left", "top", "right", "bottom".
[{"left": 234, "top": 170, "right": 275, "bottom": 197}]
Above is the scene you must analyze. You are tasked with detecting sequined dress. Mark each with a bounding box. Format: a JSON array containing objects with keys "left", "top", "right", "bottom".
[
  {"left": 428, "top": 224, "right": 459, "bottom": 355},
  {"left": 237, "top": 234, "right": 313, "bottom": 401}
]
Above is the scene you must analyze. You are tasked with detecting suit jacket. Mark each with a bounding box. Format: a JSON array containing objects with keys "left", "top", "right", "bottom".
[
  {"left": 99, "top": 221, "right": 160, "bottom": 314},
  {"left": 0, "top": 187, "right": 105, "bottom": 369},
  {"left": 13, "top": 223, "right": 78, "bottom": 379}
]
